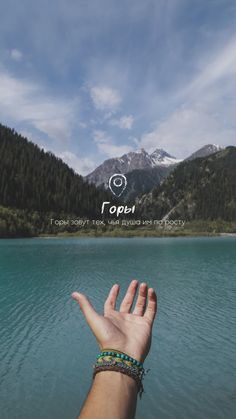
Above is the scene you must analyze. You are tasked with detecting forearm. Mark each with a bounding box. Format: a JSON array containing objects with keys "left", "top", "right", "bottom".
[
  {"left": 78, "top": 371, "right": 138, "bottom": 419},
  {"left": 72, "top": 281, "right": 157, "bottom": 419}
]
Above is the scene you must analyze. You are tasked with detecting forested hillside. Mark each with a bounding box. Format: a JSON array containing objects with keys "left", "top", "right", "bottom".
[
  {"left": 0, "top": 124, "right": 115, "bottom": 237},
  {"left": 0, "top": 124, "right": 111, "bottom": 216},
  {"left": 139, "top": 147, "right": 236, "bottom": 221},
  {"left": 124, "top": 165, "right": 173, "bottom": 201}
]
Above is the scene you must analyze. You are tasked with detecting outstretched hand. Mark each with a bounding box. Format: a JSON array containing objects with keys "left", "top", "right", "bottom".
[{"left": 72, "top": 280, "right": 157, "bottom": 362}]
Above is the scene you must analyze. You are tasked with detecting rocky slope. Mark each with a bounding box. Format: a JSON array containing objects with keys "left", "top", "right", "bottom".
[
  {"left": 186, "top": 144, "right": 223, "bottom": 161},
  {"left": 86, "top": 148, "right": 181, "bottom": 187}
]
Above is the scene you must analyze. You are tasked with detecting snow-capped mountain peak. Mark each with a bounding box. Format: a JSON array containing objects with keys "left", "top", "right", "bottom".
[
  {"left": 150, "top": 148, "right": 182, "bottom": 166},
  {"left": 212, "top": 144, "right": 222, "bottom": 151},
  {"left": 186, "top": 144, "right": 224, "bottom": 161},
  {"left": 86, "top": 147, "right": 179, "bottom": 186},
  {"left": 85, "top": 144, "right": 224, "bottom": 187}
]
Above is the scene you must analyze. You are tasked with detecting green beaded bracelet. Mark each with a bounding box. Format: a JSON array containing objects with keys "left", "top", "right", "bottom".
[{"left": 97, "top": 349, "right": 143, "bottom": 368}]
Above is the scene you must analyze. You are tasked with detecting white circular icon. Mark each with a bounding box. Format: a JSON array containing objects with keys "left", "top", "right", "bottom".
[{"left": 108, "top": 174, "right": 127, "bottom": 197}]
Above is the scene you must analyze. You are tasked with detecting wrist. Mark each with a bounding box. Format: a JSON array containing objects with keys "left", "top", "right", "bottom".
[
  {"left": 93, "top": 349, "right": 146, "bottom": 398},
  {"left": 94, "top": 370, "right": 138, "bottom": 395}
]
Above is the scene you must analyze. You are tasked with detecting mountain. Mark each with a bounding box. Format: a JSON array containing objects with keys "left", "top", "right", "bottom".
[
  {"left": 0, "top": 123, "right": 113, "bottom": 220},
  {"left": 138, "top": 147, "right": 236, "bottom": 221},
  {"left": 150, "top": 149, "right": 181, "bottom": 166},
  {"left": 86, "top": 148, "right": 181, "bottom": 187},
  {"left": 86, "top": 144, "right": 224, "bottom": 201},
  {"left": 186, "top": 144, "right": 223, "bottom": 161},
  {"left": 123, "top": 166, "right": 174, "bottom": 202},
  {"left": 122, "top": 144, "right": 225, "bottom": 202}
]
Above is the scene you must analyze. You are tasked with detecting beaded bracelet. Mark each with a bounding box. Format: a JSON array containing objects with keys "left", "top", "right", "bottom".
[
  {"left": 97, "top": 349, "right": 144, "bottom": 368},
  {"left": 93, "top": 349, "right": 149, "bottom": 398}
]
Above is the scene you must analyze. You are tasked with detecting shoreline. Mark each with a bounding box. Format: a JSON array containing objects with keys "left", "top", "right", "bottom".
[
  {"left": 1, "top": 222, "right": 236, "bottom": 240},
  {"left": 2, "top": 230, "right": 235, "bottom": 239}
]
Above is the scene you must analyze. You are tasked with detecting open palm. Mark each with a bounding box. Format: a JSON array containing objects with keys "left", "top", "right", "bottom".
[{"left": 72, "top": 280, "right": 157, "bottom": 362}]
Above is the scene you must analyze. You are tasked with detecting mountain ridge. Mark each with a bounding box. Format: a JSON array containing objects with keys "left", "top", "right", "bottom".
[
  {"left": 186, "top": 144, "right": 224, "bottom": 161},
  {"left": 85, "top": 144, "right": 224, "bottom": 188},
  {"left": 86, "top": 147, "right": 181, "bottom": 187},
  {"left": 86, "top": 144, "right": 225, "bottom": 199},
  {"left": 138, "top": 146, "right": 236, "bottom": 221},
  {"left": 0, "top": 123, "right": 112, "bottom": 216}
]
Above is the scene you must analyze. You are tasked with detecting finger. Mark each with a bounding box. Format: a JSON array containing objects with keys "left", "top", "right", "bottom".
[
  {"left": 104, "top": 284, "right": 120, "bottom": 314},
  {"left": 120, "top": 280, "right": 139, "bottom": 313},
  {"left": 71, "top": 292, "right": 100, "bottom": 329},
  {"left": 133, "top": 282, "right": 148, "bottom": 316},
  {"left": 144, "top": 288, "right": 157, "bottom": 324}
]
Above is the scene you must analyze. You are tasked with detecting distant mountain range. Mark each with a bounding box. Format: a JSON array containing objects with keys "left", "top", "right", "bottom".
[
  {"left": 86, "top": 144, "right": 224, "bottom": 200},
  {"left": 86, "top": 148, "right": 181, "bottom": 187}
]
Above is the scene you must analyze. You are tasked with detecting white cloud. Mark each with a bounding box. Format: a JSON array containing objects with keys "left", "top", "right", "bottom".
[
  {"left": 10, "top": 48, "right": 23, "bottom": 61},
  {"left": 139, "top": 104, "right": 235, "bottom": 158},
  {"left": 93, "top": 129, "right": 133, "bottom": 157},
  {"left": 18, "top": 129, "right": 94, "bottom": 175},
  {"left": 59, "top": 151, "right": 95, "bottom": 175},
  {"left": 109, "top": 114, "right": 134, "bottom": 129},
  {"left": 90, "top": 86, "right": 121, "bottom": 111},
  {"left": 18, "top": 130, "right": 94, "bottom": 175},
  {"left": 0, "top": 68, "right": 77, "bottom": 142}
]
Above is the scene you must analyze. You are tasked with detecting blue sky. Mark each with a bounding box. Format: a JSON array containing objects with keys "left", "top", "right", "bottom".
[{"left": 1, "top": 0, "right": 236, "bottom": 174}]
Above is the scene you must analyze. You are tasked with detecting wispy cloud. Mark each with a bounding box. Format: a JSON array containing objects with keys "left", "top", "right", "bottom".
[
  {"left": 10, "top": 48, "right": 23, "bottom": 61},
  {"left": 0, "top": 68, "right": 78, "bottom": 142},
  {"left": 187, "top": 36, "right": 236, "bottom": 95},
  {"left": 93, "top": 129, "right": 132, "bottom": 157},
  {"left": 90, "top": 86, "right": 121, "bottom": 111},
  {"left": 139, "top": 105, "right": 234, "bottom": 158},
  {"left": 109, "top": 115, "right": 134, "bottom": 129},
  {"left": 138, "top": 35, "right": 236, "bottom": 157},
  {"left": 59, "top": 151, "right": 95, "bottom": 175}
]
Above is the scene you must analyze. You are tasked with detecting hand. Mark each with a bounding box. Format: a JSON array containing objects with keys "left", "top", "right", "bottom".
[{"left": 72, "top": 280, "right": 157, "bottom": 362}]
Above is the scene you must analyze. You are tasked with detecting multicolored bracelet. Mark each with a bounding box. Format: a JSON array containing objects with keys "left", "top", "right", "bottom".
[
  {"left": 97, "top": 349, "right": 144, "bottom": 368},
  {"left": 93, "top": 349, "right": 149, "bottom": 398}
]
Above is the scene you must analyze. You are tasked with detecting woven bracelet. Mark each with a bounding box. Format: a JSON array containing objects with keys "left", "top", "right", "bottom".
[
  {"left": 97, "top": 349, "right": 144, "bottom": 368},
  {"left": 93, "top": 350, "right": 149, "bottom": 398}
]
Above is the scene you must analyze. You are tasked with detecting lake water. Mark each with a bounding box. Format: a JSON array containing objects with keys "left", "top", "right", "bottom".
[{"left": 0, "top": 237, "right": 236, "bottom": 419}]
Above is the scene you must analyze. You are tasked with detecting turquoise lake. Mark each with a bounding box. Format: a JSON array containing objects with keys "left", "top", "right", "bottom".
[{"left": 0, "top": 237, "right": 236, "bottom": 419}]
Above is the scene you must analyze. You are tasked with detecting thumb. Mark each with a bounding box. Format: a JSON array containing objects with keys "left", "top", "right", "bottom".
[{"left": 71, "top": 292, "right": 100, "bottom": 330}]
